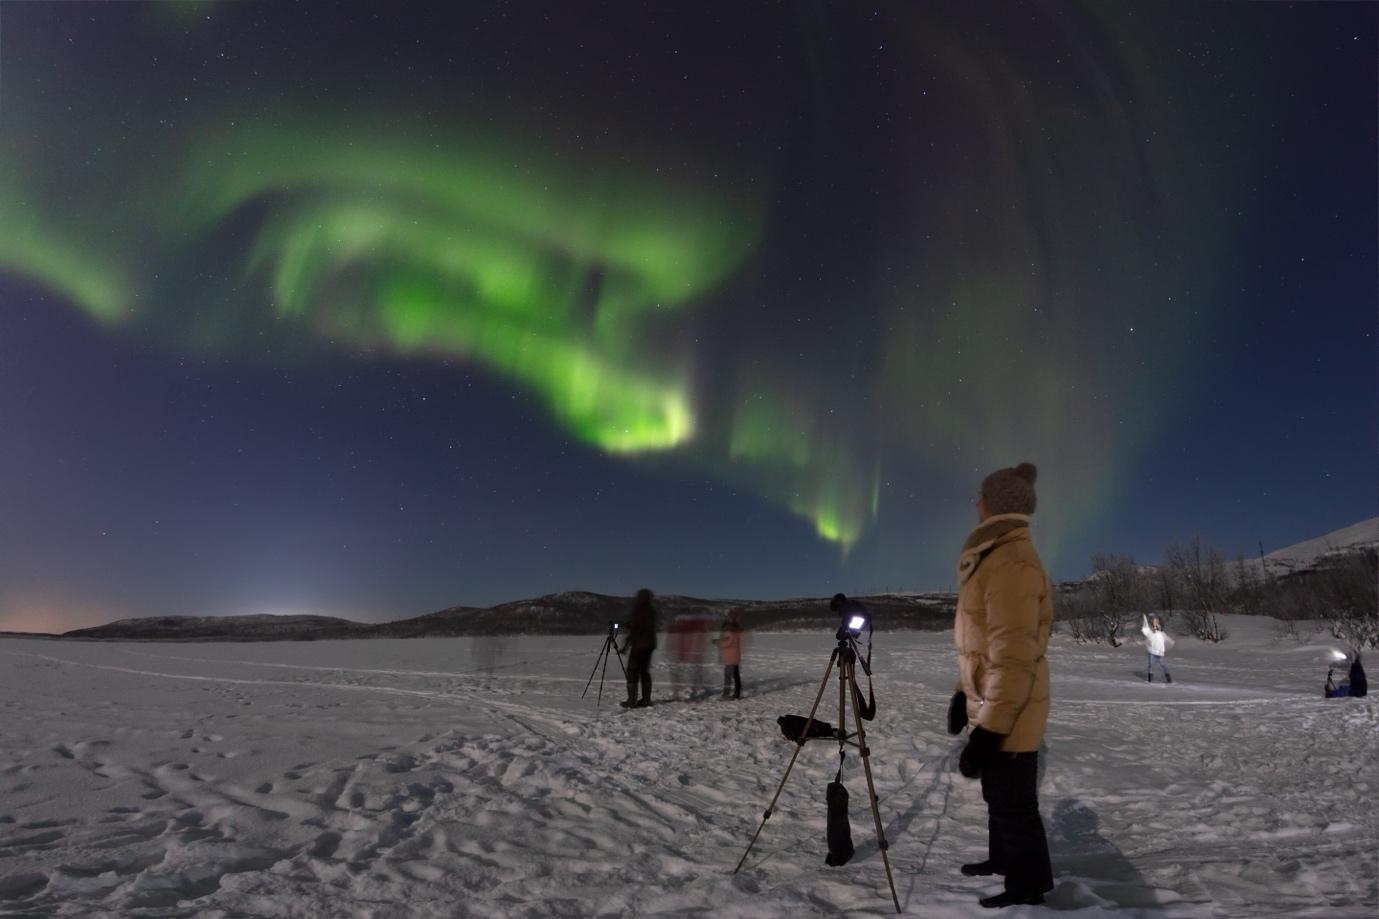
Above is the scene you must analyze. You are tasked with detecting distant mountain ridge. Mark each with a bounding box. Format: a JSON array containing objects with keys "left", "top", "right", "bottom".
[
  {"left": 64, "top": 615, "right": 361, "bottom": 642},
  {"left": 55, "top": 517, "right": 1378, "bottom": 642},
  {"left": 61, "top": 592, "right": 957, "bottom": 641}
]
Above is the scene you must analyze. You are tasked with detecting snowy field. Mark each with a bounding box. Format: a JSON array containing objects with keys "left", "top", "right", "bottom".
[{"left": 1, "top": 616, "right": 1375, "bottom": 918}]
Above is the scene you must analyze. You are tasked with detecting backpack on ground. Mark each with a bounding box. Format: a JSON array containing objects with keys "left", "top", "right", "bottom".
[{"left": 777, "top": 714, "right": 837, "bottom": 743}]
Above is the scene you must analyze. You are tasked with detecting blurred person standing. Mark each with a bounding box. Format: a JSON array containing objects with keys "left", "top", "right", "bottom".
[
  {"left": 713, "top": 609, "right": 744, "bottom": 700},
  {"left": 620, "top": 588, "right": 658, "bottom": 708}
]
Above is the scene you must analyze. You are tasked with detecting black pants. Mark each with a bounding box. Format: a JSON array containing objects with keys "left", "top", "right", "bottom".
[
  {"left": 626, "top": 649, "right": 653, "bottom": 703},
  {"left": 723, "top": 664, "right": 741, "bottom": 697},
  {"left": 980, "top": 750, "right": 1054, "bottom": 895}
]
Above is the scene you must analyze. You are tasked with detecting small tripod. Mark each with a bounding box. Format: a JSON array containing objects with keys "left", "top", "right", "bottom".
[
  {"left": 581, "top": 621, "right": 626, "bottom": 709},
  {"left": 734, "top": 633, "right": 901, "bottom": 913}
]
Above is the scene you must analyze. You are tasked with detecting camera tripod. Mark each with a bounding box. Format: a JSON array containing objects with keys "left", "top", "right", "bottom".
[
  {"left": 581, "top": 621, "right": 626, "bottom": 708},
  {"left": 734, "top": 635, "right": 900, "bottom": 913}
]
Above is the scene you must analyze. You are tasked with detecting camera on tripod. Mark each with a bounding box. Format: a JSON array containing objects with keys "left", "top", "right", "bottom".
[
  {"left": 737, "top": 591, "right": 898, "bottom": 912},
  {"left": 831, "top": 593, "right": 869, "bottom": 642},
  {"left": 581, "top": 620, "right": 627, "bottom": 707}
]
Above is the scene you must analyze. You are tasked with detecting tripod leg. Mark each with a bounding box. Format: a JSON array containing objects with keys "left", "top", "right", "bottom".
[
  {"left": 837, "top": 651, "right": 849, "bottom": 745},
  {"left": 733, "top": 648, "right": 839, "bottom": 874},
  {"left": 846, "top": 658, "right": 902, "bottom": 913},
  {"left": 582, "top": 636, "right": 610, "bottom": 700},
  {"left": 597, "top": 636, "right": 614, "bottom": 707}
]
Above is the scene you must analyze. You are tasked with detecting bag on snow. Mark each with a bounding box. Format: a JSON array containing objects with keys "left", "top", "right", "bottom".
[{"left": 777, "top": 714, "right": 837, "bottom": 743}]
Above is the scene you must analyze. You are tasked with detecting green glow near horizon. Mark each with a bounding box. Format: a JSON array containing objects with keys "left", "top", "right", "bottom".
[{"left": 723, "top": 387, "right": 874, "bottom": 551}]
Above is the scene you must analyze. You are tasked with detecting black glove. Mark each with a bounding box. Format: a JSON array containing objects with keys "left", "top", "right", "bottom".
[
  {"left": 946, "top": 691, "right": 968, "bottom": 735},
  {"left": 958, "top": 726, "right": 1005, "bottom": 779}
]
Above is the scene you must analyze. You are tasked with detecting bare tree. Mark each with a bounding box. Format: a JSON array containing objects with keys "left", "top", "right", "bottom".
[
  {"left": 1088, "top": 553, "right": 1150, "bottom": 647},
  {"left": 1056, "top": 586, "right": 1105, "bottom": 643},
  {"left": 1164, "top": 537, "right": 1228, "bottom": 642}
]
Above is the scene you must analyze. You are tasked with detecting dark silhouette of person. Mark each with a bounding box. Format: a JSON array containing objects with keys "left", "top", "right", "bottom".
[
  {"left": 620, "top": 588, "right": 658, "bottom": 708},
  {"left": 1350, "top": 653, "right": 1368, "bottom": 698}
]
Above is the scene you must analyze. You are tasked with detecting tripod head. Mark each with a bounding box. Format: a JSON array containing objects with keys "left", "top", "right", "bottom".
[
  {"left": 829, "top": 594, "right": 876, "bottom": 712},
  {"left": 830, "top": 593, "right": 871, "bottom": 645},
  {"left": 836, "top": 635, "right": 860, "bottom": 662}
]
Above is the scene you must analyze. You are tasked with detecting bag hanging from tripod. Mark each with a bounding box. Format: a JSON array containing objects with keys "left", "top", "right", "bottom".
[{"left": 824, "top": 753, "right": 855, "bottom": 866}]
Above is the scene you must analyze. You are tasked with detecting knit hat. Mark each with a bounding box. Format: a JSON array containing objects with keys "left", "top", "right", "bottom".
[{"left": 980, "top": 462, "right": 1038, "bottom": 516}]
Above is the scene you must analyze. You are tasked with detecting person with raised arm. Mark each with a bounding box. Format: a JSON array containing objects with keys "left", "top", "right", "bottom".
[{"left": 1141, "top": 614, "right": 1173, "bottom": 683}]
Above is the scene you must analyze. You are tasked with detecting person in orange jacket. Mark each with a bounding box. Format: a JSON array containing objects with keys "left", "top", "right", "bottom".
[{"left": 713, "top": 609, "right": 744, "bottom": 700}]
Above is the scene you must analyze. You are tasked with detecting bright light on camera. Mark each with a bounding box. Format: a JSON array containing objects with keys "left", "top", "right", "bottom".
[{"left": 848, "top": 614, "right": 866, "bottom": 632}]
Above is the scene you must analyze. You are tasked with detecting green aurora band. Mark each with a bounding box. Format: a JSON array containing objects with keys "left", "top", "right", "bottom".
[
  {"left": 0, "top": 3, "right": 1256, "bottom": 564},
  {"left": 2, "top": 113, "right": 756, "bottom": 456}
]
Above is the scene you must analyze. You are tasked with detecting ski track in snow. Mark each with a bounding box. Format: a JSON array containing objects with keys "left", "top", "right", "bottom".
[{"left": 0, "top": 618, "right": 1375, "bottom": 918}]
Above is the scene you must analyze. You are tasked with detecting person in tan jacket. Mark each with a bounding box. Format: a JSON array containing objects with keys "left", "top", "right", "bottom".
[{"left": 946, "top": 462, "right": 1055, "bottom": 909}]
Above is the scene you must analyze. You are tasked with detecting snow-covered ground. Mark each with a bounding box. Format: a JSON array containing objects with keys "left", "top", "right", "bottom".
[{"left": 1, "top": 616, "right": 1374, "bottom": 918}]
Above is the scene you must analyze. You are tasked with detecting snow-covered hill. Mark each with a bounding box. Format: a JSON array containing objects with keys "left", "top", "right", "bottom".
[{"left": 1253, "top": 516, "right": 1379, "bottom": 578}]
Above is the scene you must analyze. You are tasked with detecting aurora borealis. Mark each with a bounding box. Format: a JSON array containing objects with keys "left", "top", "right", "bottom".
[{"left": 1, "top": 2, "right": 1374, "bottom": 631}]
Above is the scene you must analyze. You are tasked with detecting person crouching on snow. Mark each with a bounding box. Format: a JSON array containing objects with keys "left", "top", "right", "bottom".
[
  {"left": 948, "top": 462, "right": 1055, "bottom": 909},
  {"left": 1141, "top": 615, "right": 1173, "bottom": 683},
  {"left": 620, "top": 588, "right": 658, "bottom": 708},
  {"left": 713, "top": 610, "right": 744, "bottom": 700}
]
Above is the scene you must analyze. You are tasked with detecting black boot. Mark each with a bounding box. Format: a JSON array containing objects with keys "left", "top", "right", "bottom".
[
  {"left": 980, "top": 890, "right": 1046, "bottom": 909},
  {"left": 1146, "top": 672, "right": 1152, "bottom": 683},
  {"left": 1165, "top": 672, "right": 1172, "bottom": 684},
  {"left": 962, "top": 860, "right": 1003, "bottom": 877}
]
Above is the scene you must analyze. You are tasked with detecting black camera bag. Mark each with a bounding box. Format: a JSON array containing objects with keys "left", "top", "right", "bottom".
[{"left": 777, "top": 714, "right": 836, "bottom": 743}]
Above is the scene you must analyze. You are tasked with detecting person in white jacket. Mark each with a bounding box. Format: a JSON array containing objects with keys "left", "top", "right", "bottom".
[{"left": 1142, "top": 615, "right": 1173, "bottom": 683}]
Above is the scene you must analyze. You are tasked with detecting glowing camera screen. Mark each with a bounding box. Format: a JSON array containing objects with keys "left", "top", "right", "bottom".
[{"left": 847, "top": 614, "right": 866, "bottom": 632}]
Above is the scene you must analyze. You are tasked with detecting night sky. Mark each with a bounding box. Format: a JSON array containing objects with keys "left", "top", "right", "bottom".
[{"left": 1, "top": 1, "right": 1374, "bottom": 632}]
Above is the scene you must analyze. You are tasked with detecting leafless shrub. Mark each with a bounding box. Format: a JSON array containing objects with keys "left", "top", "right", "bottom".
[
  {"left": 1317, "top": 551, "right": 1379, "bottom": 651},
  {"left": 1055, "top": 587, "right": 1103, "bottom": 643},
  {"left": 1087, "top": 553, "right": 1152, "bottom": 647}
]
